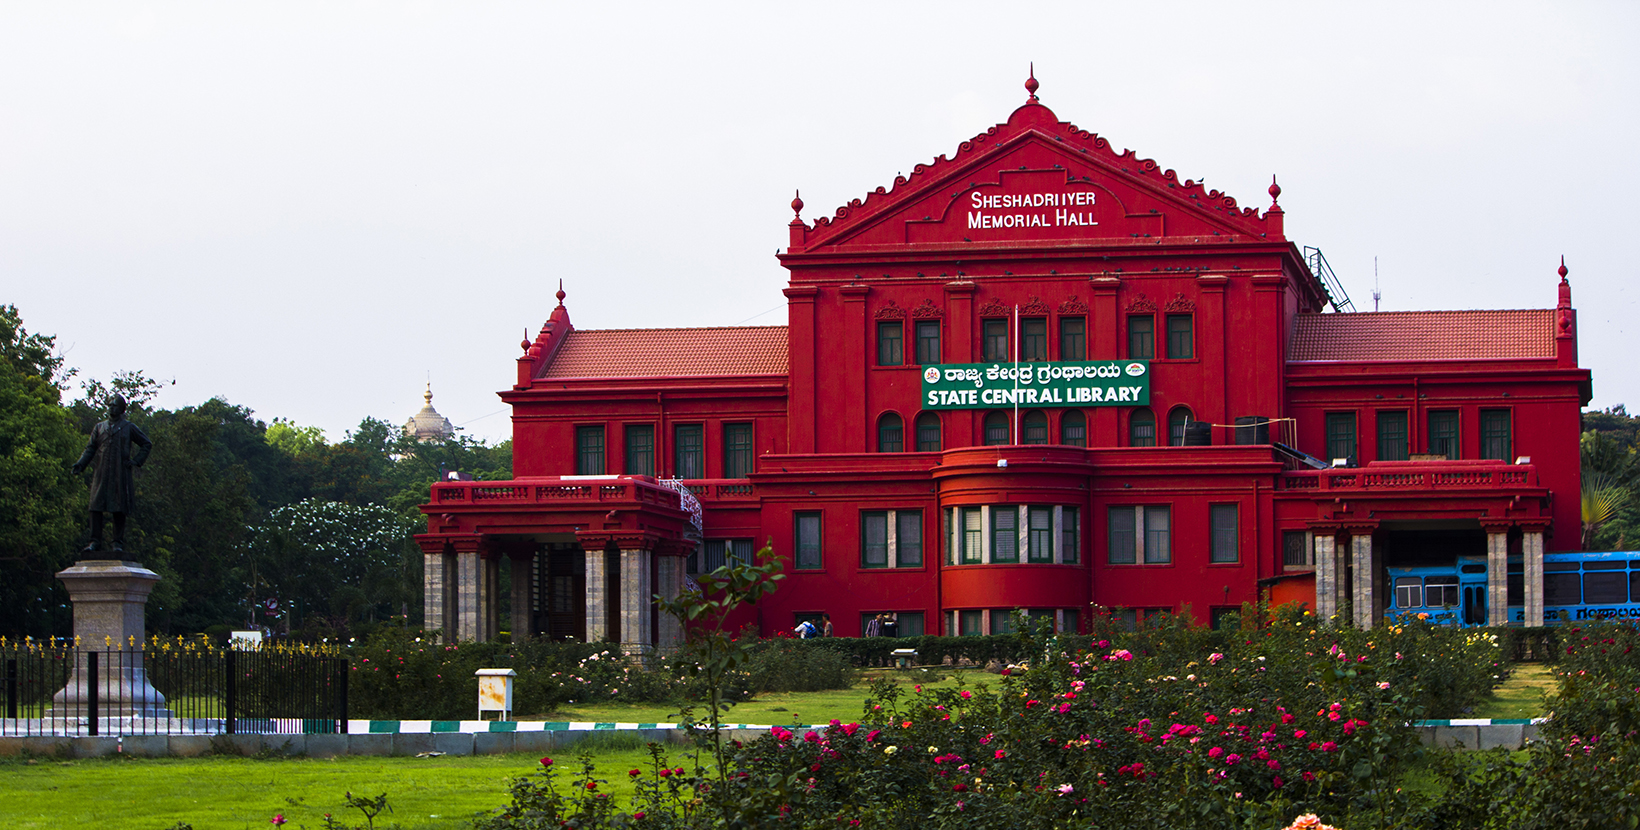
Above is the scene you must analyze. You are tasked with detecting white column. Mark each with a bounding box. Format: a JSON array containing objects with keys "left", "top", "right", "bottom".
[
  {"left": 1053, "top": 506, "right": 1065, "bottom": 564},
  {"left": 1524, "top": 530, "right": 1545, "bottom": 627},
  {"left": 980, "top": 507, "right": 992, "bottom": 563},
  {"left": 584, "top": 549, "right": 607, "bottom": 642},
  {"left": 423, "top": 549, "right": 449, "bottom": 637},
  {"left": 457, "top": 549, "right": 482, "bottom": 641},
  {"left": 1314, "top": 534, "right": 1339, "bottom": 620},
  {"left": 1351, "top": 534, "right": 1376, "bottom": 629},
  {"left": 1487, "top": 529, "right": 1510, "bottom": 627},
  {"left": 886, "top": 511, "right": 899, "bottom": 568},
  {"left": 620, "top": 548, "right": 654, "bottom": 658}
]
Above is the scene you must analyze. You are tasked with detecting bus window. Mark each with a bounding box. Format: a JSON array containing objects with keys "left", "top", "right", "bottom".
[
  {"left": 1544, "top": 572, "right": 1581, "bottom": 607},
  {"left": 1584, "top": 560, "right": 1626, "bottom": 570},
  {"left": 1459, "top": 564, "right": 1487, "bottom": 574},
  {"left": 1632, "top": 570, "right": 1640, "bottom": 606},
  {"left": 1544, "top": 561, "right": 1580, "bottom": 572},
  {"left": 1585, "top": 572, "right": 1629, "bottom": 605},
  {"left": 1394, "top": 577, "right": 1424, "bottom": 609},
  {"left": 1426, "top": 576, "right": 1460, "bottom": 608},
  {"left": 1507, "top": 562, "right": 1524, "bottom": 607}
]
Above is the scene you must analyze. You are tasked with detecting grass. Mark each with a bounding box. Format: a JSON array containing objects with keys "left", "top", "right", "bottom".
[
  {"left": 0, "top": 748, "right": 665, "bottom": 830},
  {"left": 1470, "top": 663, "right": 1557, "bottom": 720},
  {"left": 536, "top": 667, "right": 990, "bottom": 726}
]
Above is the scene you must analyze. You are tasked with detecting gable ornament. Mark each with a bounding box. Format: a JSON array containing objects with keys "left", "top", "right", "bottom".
[
  {"left": 1020, "top": 296, "right": 1052, "bottom": 316},
  {"left": 910, "top": 299, "right": 945, "bottom": 319},
  {"left": 1058, "top": 295, "right": 1090, "bottom": 315},
  {"left": 874, "top": 300, "right": 906, "bottom": 320},
  {"left": 977, "top": 298, "right": 1010, "bottom": 317},
  {"left": 1164, "top": 293, "right": 1197, "bottom": 313},
  {"left": 1125, "top": 293, "right": 1158, "bottom": 314}
]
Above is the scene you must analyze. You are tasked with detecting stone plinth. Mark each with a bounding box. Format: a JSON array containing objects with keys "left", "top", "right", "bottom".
[{"left": 50, "top": 560, "right": 171, "bottom": 718}]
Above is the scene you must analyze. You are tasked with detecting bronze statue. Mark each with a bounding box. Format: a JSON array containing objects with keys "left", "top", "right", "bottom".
[{"left": 71, "top": 394, "right": 152, "bottom": 553}]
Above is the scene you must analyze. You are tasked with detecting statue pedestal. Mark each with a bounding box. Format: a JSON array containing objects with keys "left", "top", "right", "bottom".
[{"left": 50, "top": 560, "right": 172, "bottom": 718}]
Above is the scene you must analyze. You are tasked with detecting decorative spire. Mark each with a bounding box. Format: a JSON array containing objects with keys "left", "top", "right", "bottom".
[
  {"left": 424, "top": 382, "right": 434, "bottom": 405},
  {"left": 1558, "top": 255, "right": 1569, "bottom": 282},
  {"left": 1025, "top": 63, "right": 1040, "bottom": 103},
  {"left": 521, "top": 328, "right": 531, "bottom": 354},
  {"left": 791, "top": 189, "right": 804, "bottom": 220},
  {"left": 1268, "top": 175, "right": 1282, "bottom": 206},
  {"left": 556, "top": 279, "right": 566, "bottom": 306}
]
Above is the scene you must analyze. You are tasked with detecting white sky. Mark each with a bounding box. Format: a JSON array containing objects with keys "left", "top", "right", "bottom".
[{"left": 4, "top": 2, "right": 1636, "bottom": 445}]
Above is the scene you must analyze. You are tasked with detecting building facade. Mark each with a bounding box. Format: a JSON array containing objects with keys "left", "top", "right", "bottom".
[{"left": 417, "top": 76, "right": 1591, "bottom": 649}]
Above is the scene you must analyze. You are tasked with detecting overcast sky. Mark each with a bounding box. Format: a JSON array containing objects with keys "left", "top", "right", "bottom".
[{"left": 4, "top": 2, "right": 1636, "bottom": 445}]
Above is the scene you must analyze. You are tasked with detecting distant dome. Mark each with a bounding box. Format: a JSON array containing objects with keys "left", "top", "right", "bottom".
[{"left": 405, "top": 384, "right": 454, "bottom": 442}]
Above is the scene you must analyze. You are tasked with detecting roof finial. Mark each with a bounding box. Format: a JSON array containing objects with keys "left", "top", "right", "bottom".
[
  {"left": 1558, "top": 254, "right": 1569, "bottom": 282},
  {"left": 521, "top": 328, "right": 531, "bottom": 354},
  {"left": 425, "top": 382, "right": 433, "bottom": 405},
  {"left": 1025, "top": 63, "right": 1040, "bottom": 103},
  {"left": 1268, "top": 175, "right": 1282, "bottom": 206},
  {"left": 791, "top": 189, "right": 804, "bottom": 220},
  {"left": 556, "top": 279, "right": 566, "bottom": 306}
]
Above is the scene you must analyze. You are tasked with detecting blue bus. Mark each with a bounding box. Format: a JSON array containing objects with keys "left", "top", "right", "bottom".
[{"left": 1385, "top": 551, "right": 1640, "bottom": 626}]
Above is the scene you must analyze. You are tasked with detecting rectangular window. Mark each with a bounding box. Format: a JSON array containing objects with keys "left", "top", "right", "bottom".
[
  {"left": 1325, "top": 412, "right": 1358, "bottom": 463},
  {"left": 983, "top": 318, "right": 1009, "bottom": 362},
  {"left": 961, "top": 507, "right": 983, "bottom": 564},
  {"left": 1394, "top": 577, "right": 1424, "bottom": 609},
  {"left": 1027, "top": 507, "right": 1053, "bottom": 563},
  {"left": 1544, "top": 572, "right": 1581, "bottom": 606},
  {"left": 794, "top": 512, "right": 822, "bottom": 570},
  {"left": 1428, "top": 410, "right": 1459, "bottom": 459},
  {"left": 1144, "top": 506, "right": 1171, "bottom": 564},
  {"left": 1585, "top": 571, "right": 1629, "bottom": 605},
  {"left": 958, "top": 609, "right": 984, "bottom": 636},
  {"left": 915, "top": 320, "right": 941, "bottom": 365},
  {"left": 1210, "top": 504, "right": 1238, "bottom": 564},
  {"left": 1480, "top": 409, "right": 1512, "bottom": 461},
  {"left": 1165, "top": 314, "right": 1193, "bottom": 359},
  {"left": 1127, "top": 315, "right": 1154, "bottom": 359},
  {"left": 1063, "top": 609, "right": 1080, "bottom": 633},
  {"left": 1060, "top": 317, "right": 1086, "bottom": 361},
  {"left": 1377, "top": 411, "right": 1408, "bottom": 461},
  {"left": 624, "top": 424, "right": 654, "bottom": 476},
  {"left": 1282, "top": 531, "right": 1311, "bottom": 568},
  {"left": 1021, "top": 317, "right": 1047, "bottom": 361},
  {"left": 703, "top": 539, "right": 753, "bottom": 572},
  {"left": 1108, "top": 506, "right": 1136, "bottom": 564},
  {"left": 916, "top": 414, "right": 941, "bottom": 452},
  {"left": 1062, "top": 507, "right": 1080, "bottom": 564},
  {"left": 897, "top": 511, "right": 923, "bottom": 567},
  {"left": 876, "top": 321, "right": 903, "bottom": 367},
  {"left": 1425, "top": 575, "right": 1460, "bottom": 608},
  {"left": 896, "top": 612, "right": 925, "bottom": 637},
  {"left": 992, "top": 506, "right": 1018, "bottom": 563},
  {"left": 723, "top": 422, "right": 753, "bottom": 478},
  {"left": 990, "top": 610, "right": 1016, "bottom": 634},
  {"left": 575, "top": 425, "right": 605, "bottom": 475},
  {"left": 861, "top": 512, "right": 889, "bottom": 568},
  {"left": 674, "top": 424, "right": 704, "bottom": 479}
]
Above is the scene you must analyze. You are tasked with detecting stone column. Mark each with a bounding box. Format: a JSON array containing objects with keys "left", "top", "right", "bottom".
[
  {"left": 585, "top": 547, "right": 608, "bottom": 642},
  {"left": 1483, "top": 523, "right": 1511, "bottom": 627},
  {"left": 420, "top": 541, "right": 455, "bottom": 638},
  {"left": 1313, "top": 531, "right": 1340, "bottom": 620},
  {"left": 655, "top": 550, "right": 685, "bottom": 653},
  {"left": 1523, "top": 527, "right": 1546, "bottom": 627},
  {"left": 451, "top": 536, "right": 493, "bottom": 642},
  {"left": 510, "top": 551, "right": 536, "bottom": 642},
  {"left": 1349, "top": 530, "right": 1377, "bottom": 629},
  {"left": 619, "top": 547, "right": 654, "bottom": 658},
  {"left": 51, "top": 560, "right": 171, "bottom": 718}
]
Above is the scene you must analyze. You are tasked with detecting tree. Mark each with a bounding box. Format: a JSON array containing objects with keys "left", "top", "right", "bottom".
[{"left": 0, "top": 306, "right": 83, "bottom": 636}]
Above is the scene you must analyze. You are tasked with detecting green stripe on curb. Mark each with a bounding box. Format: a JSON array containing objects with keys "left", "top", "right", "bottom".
[{"left": 431, "top": 721, "right": 461, "bottom": 732}]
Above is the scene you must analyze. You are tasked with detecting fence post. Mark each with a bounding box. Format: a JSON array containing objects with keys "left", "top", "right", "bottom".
[
  {"left": 338, "top": 657, "right": 349, "bottom": 734},
  {"left": 86, "top": 650, "right": 98, "bottom": 737},
  {"left": 5, "top": 658, "right": 16, "bottom": 720},
  {"left": 225, "top": 648, "right": 236, "bottom": 735}
]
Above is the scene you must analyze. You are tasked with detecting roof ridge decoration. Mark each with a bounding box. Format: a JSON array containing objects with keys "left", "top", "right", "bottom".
[{"left": 785, "top": 71, "right": 1281, "bottom": 252}]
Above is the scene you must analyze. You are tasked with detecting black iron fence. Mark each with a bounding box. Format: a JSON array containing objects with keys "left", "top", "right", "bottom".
[{"left": 0, "top": 638, "right": 347, "bottom": 737}]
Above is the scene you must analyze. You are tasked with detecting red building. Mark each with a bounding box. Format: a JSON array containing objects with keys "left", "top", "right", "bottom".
[{"left": 418, "top": 75, "right": 1591, "bottom": 649}]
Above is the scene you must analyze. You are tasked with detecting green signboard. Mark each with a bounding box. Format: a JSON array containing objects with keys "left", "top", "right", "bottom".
[{"left": 920, "top": 361, "right": 1150, "bottom": 410}]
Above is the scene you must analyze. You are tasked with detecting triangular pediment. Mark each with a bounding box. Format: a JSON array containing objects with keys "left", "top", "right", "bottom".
[{"left": 786, "top": 98, "right": 1282, "bottom": 253}]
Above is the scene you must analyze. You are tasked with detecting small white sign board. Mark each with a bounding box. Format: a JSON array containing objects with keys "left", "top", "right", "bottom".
[
  {"left": 230, "top": 630, "right": 263, "bottom": 650},
  {"left": 476, "top": 668, "right": 517, "bottom": 720}
]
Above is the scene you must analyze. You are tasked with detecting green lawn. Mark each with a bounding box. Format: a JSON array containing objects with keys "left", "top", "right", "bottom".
[
  {"left": 0, "top": 749, "right": 662, "bottom": 830},
  {"left": 1470, "top": 662, "right": 1556, "bottom": 720},
  {"left": 538, "top": 667, "right": 988, "bottom": 726}
]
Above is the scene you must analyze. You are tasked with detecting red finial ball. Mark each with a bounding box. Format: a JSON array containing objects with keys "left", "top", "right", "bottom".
[
  {"left": 1268, "top": 175, "right": 1281, "bottom": 203},
  {"left": 1025, "top": 63, "right": 1039, "bottom": 101},
  {"left": 791, "top": 189, "right": 804, "bottom": 218},
  {"left": 1558, "top": 255, "right": 1568, "bottom": 280},
  {"left": 520, "top": 338, "right": 531, "bottom": 353}
]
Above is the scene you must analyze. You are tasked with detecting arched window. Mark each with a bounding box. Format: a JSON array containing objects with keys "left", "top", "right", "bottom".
[
  {"left": 1129, "top": 409, "right": 1157, "bottom": 447},
  {"left": 1169, "top": 407, "right": 1194, "bottom": 447},
  {"left": 915, "top": 412, "right": 942, "bottom": 452},
  {"left": 983, "top": 411, "right": 1011, "bottom": 446},
  {"left": 1022, "top": 410, "right": 1049, "bottom": 445},
  {"left": 1061, "top": 410, "right": 1086, "bottom": 447},
  {"left": 877, "top": 412, "right": 903, "bottom": 453}
]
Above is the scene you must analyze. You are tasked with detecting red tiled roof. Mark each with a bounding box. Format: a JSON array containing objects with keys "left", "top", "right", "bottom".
[
  {"left": 1289, "top": 310, "right": 1555, "bottom": 362},
  {"left": 541, "top": 326, "right": 788, "bottom": 379}
]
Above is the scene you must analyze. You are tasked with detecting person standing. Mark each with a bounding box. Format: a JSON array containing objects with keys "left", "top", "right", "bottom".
[
  {"left": 882, "top": 612, "right": 899, "bottom": 638},
  {"left": 864, "top": 613, "right": 881, "bottom": 638},
  {"left": 71, "top": 394, "right": 152, "bottom": 554},
  {"left": 821, "top": 613, "right": 833, "bottom": 637}
]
